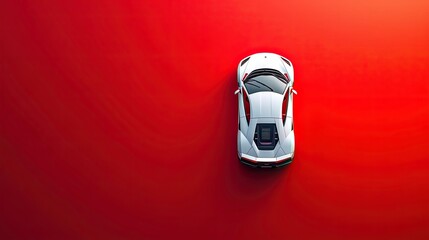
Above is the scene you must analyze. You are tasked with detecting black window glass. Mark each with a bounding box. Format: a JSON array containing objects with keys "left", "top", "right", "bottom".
[{"left": 244, "top": 75, "right": 286, "bottom": 95}]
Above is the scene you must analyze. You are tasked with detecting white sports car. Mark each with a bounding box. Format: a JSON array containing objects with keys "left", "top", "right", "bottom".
[{"left": 235, "top": 53, "right": 297, "bottom": 167}]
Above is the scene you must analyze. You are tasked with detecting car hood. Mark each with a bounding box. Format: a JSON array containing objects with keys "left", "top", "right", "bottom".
[
  {"left": 248, "top": 91, "right": 283, "bottom": 119},
  {"left": 243, "top": 53, "right": 288, "bottom": 74}
]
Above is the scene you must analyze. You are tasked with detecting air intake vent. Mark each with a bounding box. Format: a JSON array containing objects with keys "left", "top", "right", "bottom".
[
  {"left": 241, "top": 57, "right": 250, "bottom": 66},
  {"left": 254, "top": 124, "right": 278, "bottom": 150},
  {"left": 281, "top": 57, "right": 291, "bottom": 66}
]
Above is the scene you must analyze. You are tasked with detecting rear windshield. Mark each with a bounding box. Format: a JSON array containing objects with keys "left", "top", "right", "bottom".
[{"left": 244, "top": 75, "right": 286, "bottom": 95}]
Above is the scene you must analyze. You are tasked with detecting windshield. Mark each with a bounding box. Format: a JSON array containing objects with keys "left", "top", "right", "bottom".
[{"left": 244, "top": 75, "right": 286, "bottom": 94}]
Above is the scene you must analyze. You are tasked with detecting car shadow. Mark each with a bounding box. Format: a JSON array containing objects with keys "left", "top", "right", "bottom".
[{"left": 206, "top": 70, "right": 290, "bottom": 204}]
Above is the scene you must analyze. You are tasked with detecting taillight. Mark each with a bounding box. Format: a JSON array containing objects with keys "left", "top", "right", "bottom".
[
  {"left": 282, "top": 88, "right": 289, "bottom": 124},
  {"left": 276, "top": 157, "right": 291, "bottom": 164},
  {"left": 243, "top": 89, "right": 250, "bottom": 124},
  {"left": 241, "top": 157, "right": 257, "bottom": 164}
]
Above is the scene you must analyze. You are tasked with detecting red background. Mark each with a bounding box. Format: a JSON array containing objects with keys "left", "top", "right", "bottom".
[{"left": 1, "top": 1, "right": 428, "bottom": 239}]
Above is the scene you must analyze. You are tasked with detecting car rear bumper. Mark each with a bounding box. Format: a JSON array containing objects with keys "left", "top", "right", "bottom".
[{"left": 239, "top": 154, "right": 293, "bottom": 168}]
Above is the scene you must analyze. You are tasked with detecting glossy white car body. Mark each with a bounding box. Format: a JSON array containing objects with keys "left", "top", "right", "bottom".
[{"left": 235, "top": 53, "right": 296, "bottom": 167}]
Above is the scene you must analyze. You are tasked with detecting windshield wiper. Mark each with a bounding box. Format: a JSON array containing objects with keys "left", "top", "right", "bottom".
[{"left": 247, "top": 68, "right": 288, "bottom": 84}]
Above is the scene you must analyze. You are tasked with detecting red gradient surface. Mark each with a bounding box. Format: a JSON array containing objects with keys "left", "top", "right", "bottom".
[{"left": 1, "top": 1, "right": 429, "bottom": 239}]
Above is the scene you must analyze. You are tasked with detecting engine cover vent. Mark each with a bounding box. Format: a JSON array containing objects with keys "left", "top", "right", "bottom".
[{"left": 254, "top": 124, "right": 278, "bottom": 150}]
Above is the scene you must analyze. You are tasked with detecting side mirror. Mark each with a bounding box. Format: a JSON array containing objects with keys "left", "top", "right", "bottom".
[
  {"left": 234, "top": 88, "right": 241, "bottom": 95},
  {"left": 292, "top": 89, "right": 297, "bottom": 95}
]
